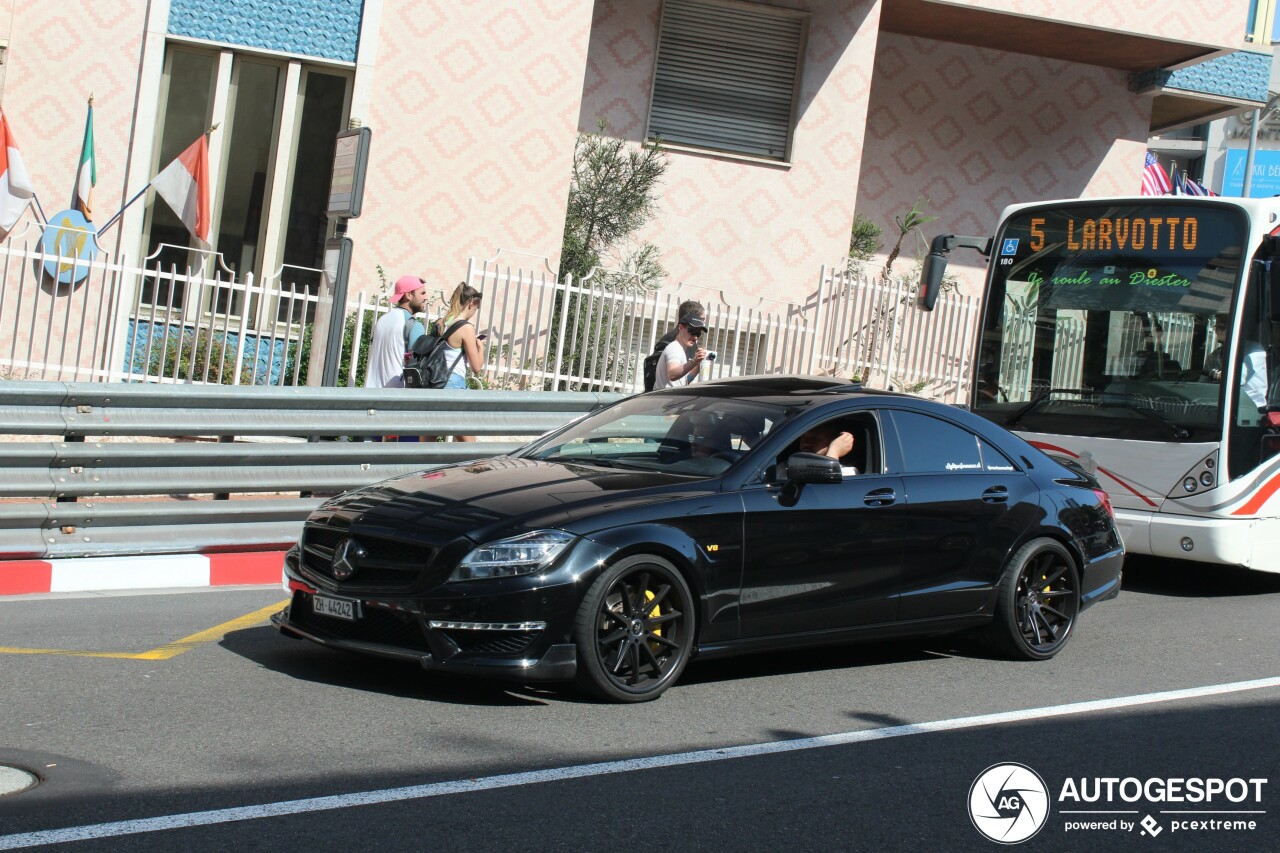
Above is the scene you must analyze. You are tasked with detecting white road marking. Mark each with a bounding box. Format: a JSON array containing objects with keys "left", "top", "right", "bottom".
[{"left": 2, "top": 675, "right": 1278, "bottom": 849}]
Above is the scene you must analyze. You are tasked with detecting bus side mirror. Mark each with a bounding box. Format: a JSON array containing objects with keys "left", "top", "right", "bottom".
[
  {"left": 918, "top": 234, "right": 992, "bottom": 311},
  {"left": 920, "top": 252, "right": 947, "bottom": 311}
]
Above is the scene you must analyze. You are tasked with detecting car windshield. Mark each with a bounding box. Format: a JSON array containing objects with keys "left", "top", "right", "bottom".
[
  {"left": 521, "top": 393, "right": 789, "bottom": 477},
  {"left": 972, "top": 201, "right": 1249, "bottom": 441}
]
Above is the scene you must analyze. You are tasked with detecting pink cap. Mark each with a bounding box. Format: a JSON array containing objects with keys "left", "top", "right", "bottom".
[{"left": 393, "top": 275, "right": 425, "bottom": 300}]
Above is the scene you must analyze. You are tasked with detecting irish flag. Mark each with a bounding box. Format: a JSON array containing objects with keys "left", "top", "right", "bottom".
[
  {"left": 152, "top": 134, "right": 210, "bottom": 245},
  {"left": 0, "top": 109, "right": 34, "bottom": 240},
  {"left": 74, "top": 100, "right": 96, "bottom": 220}
]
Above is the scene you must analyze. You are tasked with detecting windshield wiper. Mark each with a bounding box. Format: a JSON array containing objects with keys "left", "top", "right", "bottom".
[
  {"left": 1005, "top": 389, "right": 1189, "bottom": 440},
  {"left": 553, "top": 456, "right": 646, "bottom": 470},
  {"left": 1097, "top": 396, "right": 1190, "bottom": 441},
  {"left": 1004, "top": 388, "right": 1090, "bottom": 427}
]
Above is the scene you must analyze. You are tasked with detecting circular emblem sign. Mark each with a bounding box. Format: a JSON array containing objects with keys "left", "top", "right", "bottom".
[
  {"left": 40, "top": 209, "right": 98, "bottom": 285},
  {"left": 968, "top": 762, "right": 1050, "bottom": 844}
]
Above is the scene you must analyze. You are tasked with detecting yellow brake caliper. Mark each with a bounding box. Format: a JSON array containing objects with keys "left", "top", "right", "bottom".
[{"left": 644, "top": 588, "right": 662, "bottom": 650}]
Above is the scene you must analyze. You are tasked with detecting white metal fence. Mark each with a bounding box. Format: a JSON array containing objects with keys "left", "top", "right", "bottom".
[
  {"left": 0, "top": 230, "right": 323, "bottom": 386},
  {"left": 812, "top": 264, "right": 979, "bottom": 402},
  {"left": 0, "top": 234, "right": 980, "bottom": 403},
  {"left": 441, "top": 251, "right": 978, "bottom": 401}
]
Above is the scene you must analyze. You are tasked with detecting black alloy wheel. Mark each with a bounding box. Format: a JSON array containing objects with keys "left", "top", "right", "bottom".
[
  {"left": 573, "top": 554, "right": 695, "bottom": 702},
  {"left": 987, "top": 538, "right": 1080, "bottom": 660}
]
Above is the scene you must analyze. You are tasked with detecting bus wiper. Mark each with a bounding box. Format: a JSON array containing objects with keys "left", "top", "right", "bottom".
[
  {"left": 1004, "top": 388, "right": 1089, "bottom": 427},
  {"left": 1098, "top": 396, "right": 1191, "bottom": 441},
  {"left": 1005, "top": 389, "right": 1190, "bottom": 441}
]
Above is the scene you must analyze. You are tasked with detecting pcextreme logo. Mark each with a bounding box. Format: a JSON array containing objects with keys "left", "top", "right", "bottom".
[{"left": 969, "top": 763, "right": 1051, "bottom": 844}]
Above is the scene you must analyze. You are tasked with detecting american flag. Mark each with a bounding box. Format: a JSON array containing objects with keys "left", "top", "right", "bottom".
[
  {"left": 1182, "top": 175, "right": 1215, "bottom": 196},
  {"left": 1141, "top": 152, "right": 1172, "bottom": 196}
]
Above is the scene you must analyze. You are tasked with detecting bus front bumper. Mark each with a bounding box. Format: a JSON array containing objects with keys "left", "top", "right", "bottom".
[{"left": 1114, "top": 509, "right": 1280, "bottom": 572}]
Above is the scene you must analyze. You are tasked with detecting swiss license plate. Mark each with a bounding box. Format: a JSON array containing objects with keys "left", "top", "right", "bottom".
[{"left": 312, "top": 594, "right": 360, "bottom": 621}]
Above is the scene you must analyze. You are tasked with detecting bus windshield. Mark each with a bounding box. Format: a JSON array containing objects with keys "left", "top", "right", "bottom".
[{"left": 972, "top": 200, "right": 1250, "bottom": 442}]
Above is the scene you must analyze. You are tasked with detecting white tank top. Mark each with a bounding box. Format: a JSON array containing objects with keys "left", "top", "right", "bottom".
[{"left": 441, "top": 320, "right": 469, "bottom": 378}]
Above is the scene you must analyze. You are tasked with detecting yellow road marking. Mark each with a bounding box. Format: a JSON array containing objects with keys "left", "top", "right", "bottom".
[{"left": 0, "top": 599, "right": 288, "bottom": 660}]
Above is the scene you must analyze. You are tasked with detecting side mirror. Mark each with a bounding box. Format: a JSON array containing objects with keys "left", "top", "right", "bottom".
[
  {"left": 920, "top": 252, "right": 947, "bottom": 311},
  {"left": 785, "top": 452, "right": 843, "bottom": 484},
  {"left": 918, "top": 234, "right": 994, "bottom": 311}
]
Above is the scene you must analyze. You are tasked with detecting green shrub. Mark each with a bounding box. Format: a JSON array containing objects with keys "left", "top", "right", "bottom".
[
  {"left": 286, "top": 302, "right": 380, "bottom": 387},
  {"left": 149, "top": 330, "right": 254, "bottom": 385}
]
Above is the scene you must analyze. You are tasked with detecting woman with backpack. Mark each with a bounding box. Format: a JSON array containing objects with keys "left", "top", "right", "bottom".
[{"left": 434, "top": 282, "right": 485, "bottom": 441}]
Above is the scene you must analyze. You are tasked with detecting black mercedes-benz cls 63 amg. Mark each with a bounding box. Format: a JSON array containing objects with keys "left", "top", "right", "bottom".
[{"left": 274, "top": 377, "right": 1123, "bottom": 702}]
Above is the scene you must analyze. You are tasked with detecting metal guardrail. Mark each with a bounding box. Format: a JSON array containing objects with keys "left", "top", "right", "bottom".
[{"left": 0, "top": 382, "right": 625, "bottom": 559}]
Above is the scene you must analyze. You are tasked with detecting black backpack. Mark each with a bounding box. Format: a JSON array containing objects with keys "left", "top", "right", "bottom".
[
  {"left": 642, "top": 332, "right": 678, "bottom": 392},
  {"left": 403, "top": 319, "right": 467, "bottom": 389},
  {"left": 642, "top": 348, "right": 662, "bottom": 392}
]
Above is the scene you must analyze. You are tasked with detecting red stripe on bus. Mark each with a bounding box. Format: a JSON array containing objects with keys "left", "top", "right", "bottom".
[
  {"left": 1028, "top": 440, "right": 1078, "bottom": 457},
  {"left": 1232, "top": 472, "right": 1280, "bottom": 516},
  {"left": 1096, "top": 467, "right": 1159, "bottom": 507},
  {"left": 1028, "top": 441, "right": 1158, "bottom": 507}
]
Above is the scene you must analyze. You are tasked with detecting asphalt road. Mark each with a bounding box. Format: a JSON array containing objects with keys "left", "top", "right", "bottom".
[{"left": 0, "top": 556, "right": 1277, "bottom": 851}]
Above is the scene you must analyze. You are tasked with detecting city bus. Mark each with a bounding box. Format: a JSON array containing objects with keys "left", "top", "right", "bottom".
[{"left": 919, "top": 196, "right": 1280, "bottom": 571}]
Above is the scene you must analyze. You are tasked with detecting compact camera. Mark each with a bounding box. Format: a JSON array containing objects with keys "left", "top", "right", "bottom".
[{"left": 705, "top": 351, "right": 717, "bottom": 361}]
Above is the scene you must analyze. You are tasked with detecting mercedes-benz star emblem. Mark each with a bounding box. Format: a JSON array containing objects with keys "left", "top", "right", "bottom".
[{"left": 331, "top": 538, "right": 365, "bottom": 581}]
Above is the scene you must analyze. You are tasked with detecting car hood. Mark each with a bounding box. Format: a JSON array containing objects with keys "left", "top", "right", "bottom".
[{"left": 311, "top": 457, "right": 715, "bottom": 542}]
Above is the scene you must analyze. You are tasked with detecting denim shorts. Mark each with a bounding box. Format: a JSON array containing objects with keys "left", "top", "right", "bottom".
[{"left": 445, "top": 372, "right": 467, "bottom": 390}]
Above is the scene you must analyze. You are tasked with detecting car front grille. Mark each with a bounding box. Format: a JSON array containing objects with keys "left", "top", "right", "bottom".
[
  {"left": 300, "top": 525, "right": 431, "bottom": 590},
  {"left": 291, "top": 594, "right": 430, "bottom": 652}
]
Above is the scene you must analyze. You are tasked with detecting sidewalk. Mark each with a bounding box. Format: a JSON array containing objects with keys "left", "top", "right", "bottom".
[{"left": 0, "top": 551, "right": 286, "bottom": 596}]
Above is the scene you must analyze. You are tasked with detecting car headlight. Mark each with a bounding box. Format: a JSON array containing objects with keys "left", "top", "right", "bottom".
[{"left": 450, "top": 530, "right": 575, "bottom": 581}]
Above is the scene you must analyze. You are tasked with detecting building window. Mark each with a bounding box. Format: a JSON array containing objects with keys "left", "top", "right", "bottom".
[
  {"left": 647, "top": 0, "right": 807, "bottom": 161},
  {"left": 142, "top": 45, "right": 350, "bottom": 325}
]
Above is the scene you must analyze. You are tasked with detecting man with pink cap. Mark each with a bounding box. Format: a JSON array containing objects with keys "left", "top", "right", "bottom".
[{"left": 365, "top": 274, "right": 428, "bottom": 388}]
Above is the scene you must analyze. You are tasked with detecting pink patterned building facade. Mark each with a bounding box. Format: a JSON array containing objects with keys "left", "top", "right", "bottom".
[{"left": 0, "top": 0, "right": 1256, "bottom": 374}]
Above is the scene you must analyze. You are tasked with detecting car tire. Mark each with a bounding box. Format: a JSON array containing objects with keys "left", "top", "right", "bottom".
[
  {"left": 985, "top": 537, "right": 1080, "bottom": 661},
  {"left": 573, "top": 554, "right": 695, "bottom": 703}
]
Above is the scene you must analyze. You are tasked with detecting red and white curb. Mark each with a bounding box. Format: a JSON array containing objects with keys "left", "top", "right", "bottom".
[{"left": 0, "top": 551, "right": 287, "bottom": 596}]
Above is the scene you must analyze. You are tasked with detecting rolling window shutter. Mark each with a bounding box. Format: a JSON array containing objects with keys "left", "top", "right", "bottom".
[{"left": 649, "top": 0, "right": 806, "bottom": 161}]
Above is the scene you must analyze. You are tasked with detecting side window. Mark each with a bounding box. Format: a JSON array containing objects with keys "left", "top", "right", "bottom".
[
  {"left": 978, "top": 438, "right": 1017, "bottom": 472},
  {"left": 761, "top": 413, "right": 881, "bottom": 482},
  {"left": 891, "top": 411, "right": 982, "bottom": 473}
]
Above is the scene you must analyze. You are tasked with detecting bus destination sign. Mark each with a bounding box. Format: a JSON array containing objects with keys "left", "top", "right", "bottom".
[{"left": 1028, "top": 216, "right": 1199, "bottom": 253}]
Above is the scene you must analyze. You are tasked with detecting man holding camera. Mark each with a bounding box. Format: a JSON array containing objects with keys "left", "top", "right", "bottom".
[{"left": 654, "top": 313, "right": 709, "bottom": 389}]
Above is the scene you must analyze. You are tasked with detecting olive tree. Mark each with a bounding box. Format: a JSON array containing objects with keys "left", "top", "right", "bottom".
[{"left": 554, "top": 121, "right": 669, "bottom": 388}]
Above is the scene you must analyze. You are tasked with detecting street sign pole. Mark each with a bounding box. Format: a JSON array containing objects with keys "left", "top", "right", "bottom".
[
  {"left": 321, "top": 235, "right": 354, "bottom": 386},
  {"left": 319, "top": 125, "right": 372, "bottom": 385}
]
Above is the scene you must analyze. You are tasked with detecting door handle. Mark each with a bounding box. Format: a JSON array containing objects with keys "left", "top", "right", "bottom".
[
  {"left": 982, "top": 485, "right": 1009, "bottom": 503},
  {"left": 863, "top": 487, "right": 896, "bottom": 507}
]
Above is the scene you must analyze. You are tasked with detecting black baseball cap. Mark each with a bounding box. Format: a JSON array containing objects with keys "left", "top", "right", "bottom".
[{"left": 680, "top": 314, "right": 706, "bottom": 330}]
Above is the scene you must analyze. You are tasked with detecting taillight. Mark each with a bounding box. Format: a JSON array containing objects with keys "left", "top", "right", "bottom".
[{"left": 1092, "top": 487, "right": 1114, "bottom": 519}]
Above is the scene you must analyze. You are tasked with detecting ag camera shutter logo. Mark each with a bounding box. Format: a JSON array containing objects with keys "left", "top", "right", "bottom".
[{"left": 969, "top": 763, "right": 1050, "bottom": 844}]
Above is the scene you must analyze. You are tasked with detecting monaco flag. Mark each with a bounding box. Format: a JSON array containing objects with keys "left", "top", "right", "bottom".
[
  {"left": 152, "top": 134, "right": 210, "bottom": 244},
  {"left": 0, "top": 109, "right": 34, "bottom": 240}
]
